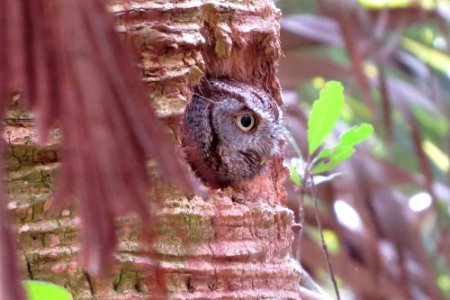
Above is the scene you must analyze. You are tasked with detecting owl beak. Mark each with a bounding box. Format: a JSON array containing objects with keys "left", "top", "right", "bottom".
[{"left": 260, "top": 155, "right": 269, "bottom": 166}]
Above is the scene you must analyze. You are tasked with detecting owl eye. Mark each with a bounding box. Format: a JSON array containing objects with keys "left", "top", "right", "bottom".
[{"left": 235, "top": 113, "right": 255, "bottom": 132}]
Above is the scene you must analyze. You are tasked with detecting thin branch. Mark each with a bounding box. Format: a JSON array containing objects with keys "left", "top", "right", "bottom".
[{"left": 310, "top": 173, "right": 341, "bottom": 300}]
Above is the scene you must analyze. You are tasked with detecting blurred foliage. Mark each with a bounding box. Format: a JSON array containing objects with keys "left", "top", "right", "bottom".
[
  {"left": 24, "top": 280, "right": 71, "bottom": 300},
  {"left": 276, "top": 0, "right": 450, "bottom": 299}
]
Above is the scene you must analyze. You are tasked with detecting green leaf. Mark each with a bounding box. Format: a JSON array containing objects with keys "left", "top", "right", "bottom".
[
  {"left": 323, "top": 229, "right": 340, "bottom": 255},
  {"left": 24, "top": 280, "right": 72, "bottom": 300},
  {"left": 313, "top": 123, "right": 373, "bottom": 174},
  {"left": 316, "top": 147, "right": 332, "bottom": 160},
  {"left": 313, "top": 146, "right": 354, "bottom": 174},
  {"left": 289, "top": 165, "right": 302, "bottom": 186},
  {"left": 339, "top": 123, "right": 374, "bottom": 147},
  {"left": 307, "top": 81, "right": 344, "bottom": 155}
]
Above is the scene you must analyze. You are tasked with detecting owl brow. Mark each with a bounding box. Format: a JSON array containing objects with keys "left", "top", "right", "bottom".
[
  {"left": 211, "top": 82, "right": 252, "bottom": 106},
  {"left": 199, "top": 81, "right": 276, "bottom": 121},
  {"left": 234, "top": 88, "right": 270, "bottom": 115},
  {"left": 249, "top": 89, "right": 279, "bottom": 121},
  {"left": 213, "top": 80, "right": 273, "bottom": 111}
]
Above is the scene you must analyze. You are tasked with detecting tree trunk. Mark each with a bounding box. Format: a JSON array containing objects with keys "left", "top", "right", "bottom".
[{"left": 7, "top": 0, "right": 302, "bottom": 298}]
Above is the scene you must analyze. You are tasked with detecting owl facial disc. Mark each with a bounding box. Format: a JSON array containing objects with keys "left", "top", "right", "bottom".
[{"left": 182, "top": 78, "right": 283, "bottom": 189}]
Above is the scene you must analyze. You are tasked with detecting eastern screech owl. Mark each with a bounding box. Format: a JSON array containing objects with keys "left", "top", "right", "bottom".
[{"left": 182, "top": 79, "right": 283, "bottom": 188}]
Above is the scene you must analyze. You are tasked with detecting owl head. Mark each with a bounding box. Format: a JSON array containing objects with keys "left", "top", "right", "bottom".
[{"left": 183, "top": 79, "right": 283, "bottom": 189}]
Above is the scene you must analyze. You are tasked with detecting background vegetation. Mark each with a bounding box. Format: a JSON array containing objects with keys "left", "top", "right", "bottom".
[{"left": 276, "top": 0, "right": 450, "bottom": 298}]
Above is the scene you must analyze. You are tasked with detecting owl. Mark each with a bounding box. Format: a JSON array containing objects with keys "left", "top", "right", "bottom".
[{"left": 182, "top": 78, "right": 283, "bottom": 189}]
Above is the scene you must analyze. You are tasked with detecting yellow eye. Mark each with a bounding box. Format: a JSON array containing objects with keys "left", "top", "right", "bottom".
[{"left": 235, "top": 113, "right": 255, "bottom": 132}]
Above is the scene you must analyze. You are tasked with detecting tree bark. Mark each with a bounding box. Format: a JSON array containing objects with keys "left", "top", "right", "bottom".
[{"left": 7, "top": 0, "right": 302, "bottom": 298}]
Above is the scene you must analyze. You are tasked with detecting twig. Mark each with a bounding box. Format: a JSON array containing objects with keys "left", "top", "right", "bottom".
[{"left": 310, "top": 174, "right": 341, "bottom": 300}]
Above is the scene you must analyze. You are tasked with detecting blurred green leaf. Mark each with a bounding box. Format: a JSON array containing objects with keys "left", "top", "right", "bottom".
[
  {"left": 339, "top": 123, "right": 374, "bottom": 147},
  {"left": 358, "top": 0, "right": 414, "bottom": 9},
  {"left": 402, "top": 37, "right": 450, "bottom": 74},
  {"left": 323, "top": 230, "right": 340, "bottom": 255},
  {"left": 24, "top": 280, "right": 72, "bottom": 300},
  {"left": 313, "top": 146, "right": 355, "bottom": 174},
  {"left": 358, "top": 0, "right": 445, "bottom": 9},
  {"left": 313, "top": 124, "right": 373, "bottom": 174},
  {"left": 308, "top": 81, "right": 344, "bottom": 155},
  {"left": 313, "top": 146, "right": 354, "bottom": 174},
  {"left": 437, "top": 275, "right": 450, "bottom": 294},
  {"left": 317, "top": 148, "right": 332, "bottom": 160}
]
